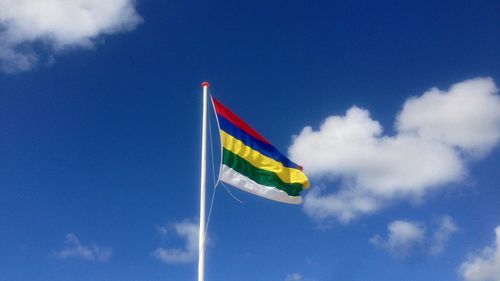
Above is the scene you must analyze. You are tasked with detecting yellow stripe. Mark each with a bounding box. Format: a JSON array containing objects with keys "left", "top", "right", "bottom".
[{"left": 220, "top": 130, "right": 310, "bottom": 188}]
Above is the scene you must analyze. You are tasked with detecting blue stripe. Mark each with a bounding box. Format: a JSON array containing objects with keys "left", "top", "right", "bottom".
[{"left": 217, "top": 114, "right": 302, "bottom": 170}]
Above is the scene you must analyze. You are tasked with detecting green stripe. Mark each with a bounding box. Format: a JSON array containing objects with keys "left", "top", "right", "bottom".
[{"left": 222, "top": 148, "right": 304, "bottom": 196}]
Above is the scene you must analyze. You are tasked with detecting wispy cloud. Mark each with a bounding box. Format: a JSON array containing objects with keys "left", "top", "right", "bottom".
[
  {"left": 371, "top": 216, "right": 459, "bottom": 258},
  {"left": 152, "top": 219, "right": 202, "bottom": 264},
  {"left": 53, "top": 233, "right": 112, "bottom": 262},
  {"left": 430, "top": 215, "right": 459, "bottom": 255},
  {"left": 290, "top": 77, "right": 500, "bottom": 223},
  {"left": 370, "top": 220, "right": 426, "bottom": 258},
  {"left": 459, "top": 226, "right": 500, "bottom": 281},
  {"left": 285, "top": 273, "right": 303, "bottom": 281},
  {"left": 0, "top": 0, "right": 142, "bottom": 72}
]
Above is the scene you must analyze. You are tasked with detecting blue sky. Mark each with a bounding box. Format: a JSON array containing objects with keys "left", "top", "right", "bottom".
[{"left": 1, "top": 1, "right": 500, "bottom": 281}]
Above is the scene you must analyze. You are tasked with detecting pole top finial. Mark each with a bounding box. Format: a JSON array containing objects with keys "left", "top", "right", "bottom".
[{"left": 201, "top": 82, "right": 209, "bottom": 87}]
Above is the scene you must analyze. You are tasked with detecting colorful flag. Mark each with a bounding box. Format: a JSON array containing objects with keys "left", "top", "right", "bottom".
[{"left": 212, "top": 97, "right": 310, "bottom": 204}]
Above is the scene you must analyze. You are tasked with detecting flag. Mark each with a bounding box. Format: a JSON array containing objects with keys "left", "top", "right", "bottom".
[{"left": 211, "top": 96, "right": 310, "bottom": 204}]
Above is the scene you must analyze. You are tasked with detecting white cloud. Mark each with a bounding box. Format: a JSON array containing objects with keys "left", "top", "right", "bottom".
[
  {"left": 398, "top": 78, "right": 500, "bottom": 157},
  {"left": 303, "top": 185, "right": 381, "bottom": 223},
  {"left": 0, "top": 0, "right": 142, "bottom": 72},
  {"left": 290, "top": 77, "right": 500, "bottom": 223},
  {"left": 459, "top": 226, "right": 500, "bottom": 281},
  {"left": 153, "top": 220, "right": 201, "bottom": 264},
  {"left": 285, "top": 273, "right": 303, "bottom": 281},
  {"left": 54, "top": 233, "right": 112, "bottom": 262},
  {"left": 430, "top": 215, "right": 459, "bottom": 255},
  {"left": 370, "top": 220, "right": 425, "bottom": 258},
  {"left": 371, "top": 216, "right": 458, "bottom": 258}
]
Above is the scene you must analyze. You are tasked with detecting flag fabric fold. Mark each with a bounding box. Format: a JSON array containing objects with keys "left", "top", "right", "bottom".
[{"left": 211, "top": 96, "right": 310, "bottom": 204}]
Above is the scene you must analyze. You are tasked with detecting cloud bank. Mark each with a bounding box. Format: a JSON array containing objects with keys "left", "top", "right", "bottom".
[
  {"left": 0, "top": 0, "right": 142, "bottom": 72},
  {"left": 54, "top": 233, "right": 112, "bottom": 262},
  {"left": 153, "top": 219, "right": 200, "bottom": 264},
  {"left": 289, "top": 77, "right": 500, "bottom": 223},
  {"left": 459, "top": 226, "right": 500, "bottom": 281}
]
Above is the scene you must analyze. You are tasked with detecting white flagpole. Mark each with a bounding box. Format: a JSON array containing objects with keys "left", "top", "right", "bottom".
[{"left": 198, "top": 81, "right": 209, "bottom": 281}]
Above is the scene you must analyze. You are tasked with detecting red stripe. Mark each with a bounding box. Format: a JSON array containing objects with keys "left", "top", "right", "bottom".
[{"left": 211, "top": 96, "right": 271, "bottom": 145}]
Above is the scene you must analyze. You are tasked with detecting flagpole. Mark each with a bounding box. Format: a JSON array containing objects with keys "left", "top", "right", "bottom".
[{"left": 198, "top": 81, "right": 209, "bottom": 281}]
